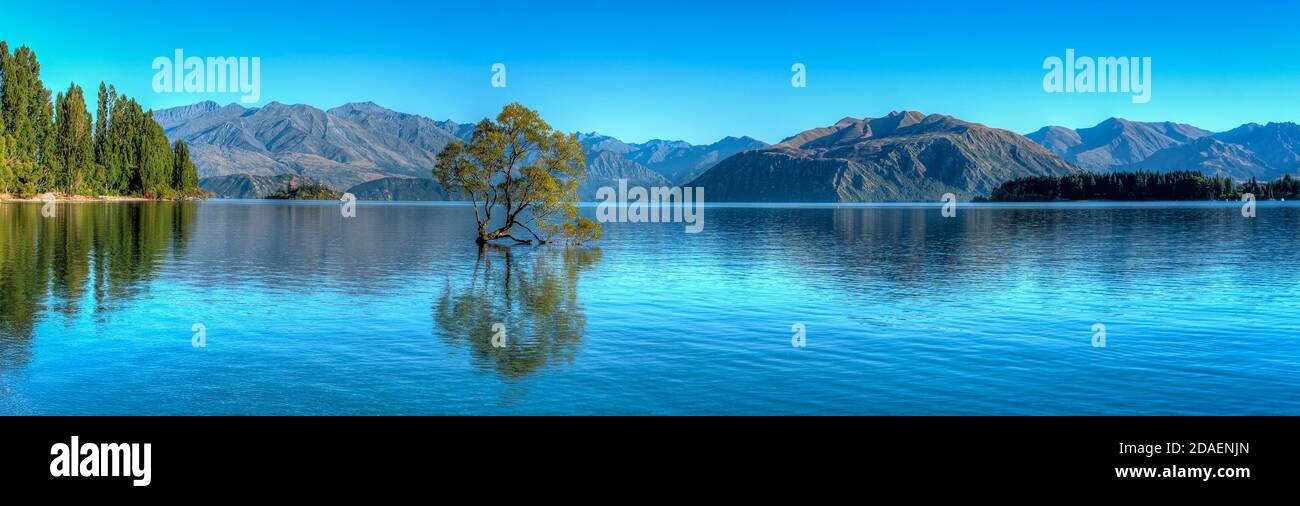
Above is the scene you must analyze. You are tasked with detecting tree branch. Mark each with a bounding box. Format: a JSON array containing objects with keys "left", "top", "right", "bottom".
[{"left": 515, "top": 221, "right": 547, "bottom": 244}]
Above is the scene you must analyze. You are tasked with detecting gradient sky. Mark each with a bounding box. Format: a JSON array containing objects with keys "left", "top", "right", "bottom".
[{"left": 4, "top": 0, "right": 1298, "bottom": 144}]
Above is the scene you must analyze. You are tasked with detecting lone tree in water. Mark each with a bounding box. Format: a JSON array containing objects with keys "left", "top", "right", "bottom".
[{"left": 434, "top": 102, "right": 600, "bottom": 245}]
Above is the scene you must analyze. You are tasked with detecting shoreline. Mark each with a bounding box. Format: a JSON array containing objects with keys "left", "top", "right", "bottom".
[{"left": 0, "top": 194, "right": 205, "bottom": 203}]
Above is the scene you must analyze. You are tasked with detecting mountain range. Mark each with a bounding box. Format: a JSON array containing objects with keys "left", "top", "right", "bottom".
[
  {"left": 691, "top": 111, "right": 1076, "bottom": 201},
  {"left": 165, "top": 101, "right": 762, "bottom": 199},
  {"left": 1026, "top": 118, "right": 1212, "bottom": 172},
  {"left": 1114, "top": 122, "right": 1300, "bottom": 179},
  {"left": 158, "top": 100, "right": 472, "bottom": 192},
  {"left": 579, "top": 133, "right": 768, "bottom": 185},
  {"left": 156, "top": 101, "right": 1300, "bottom": 201},
  {"left": 1027, "top": 118, "right": 1300, "bottom": 180}
]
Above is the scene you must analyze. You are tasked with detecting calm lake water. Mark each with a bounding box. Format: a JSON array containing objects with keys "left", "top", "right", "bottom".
[{"left": 1, "top": 200, "right": 1298, "bottom": 415}]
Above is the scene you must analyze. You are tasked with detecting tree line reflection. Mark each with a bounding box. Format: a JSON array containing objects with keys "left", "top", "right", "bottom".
[
  {"left": 0, "top": 202, "right": 197, "bottom": 372},
  {"left": 435, "top": 245, "right": 601, "bottom": 378},
  {"left": 1, "top": 202, "right": 609, "bottom": 381}
]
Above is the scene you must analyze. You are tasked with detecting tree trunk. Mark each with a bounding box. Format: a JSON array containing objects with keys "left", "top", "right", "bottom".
[{"left": 476, "top": 223, "right": 531, "bottom": 245}]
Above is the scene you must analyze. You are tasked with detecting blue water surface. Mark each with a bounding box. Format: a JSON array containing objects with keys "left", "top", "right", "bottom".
[{"left": 1, "top": 200, "right": 1297, "bottom": 415}]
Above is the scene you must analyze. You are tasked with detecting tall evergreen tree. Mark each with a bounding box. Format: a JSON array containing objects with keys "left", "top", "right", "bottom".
[
  {"left": 137, "top": 112, "right": 174, "bottom": 196},
  {"left": 2, "top": 46, "right": 42, "bottom": 161},
  {"left": 1, "top": 44, "right": 54, "bottom": 194},
  {"left": 0, "top": 40, "right": 10, "bottom": 194},
  {"left": 172, "top": 140, "right": 199, "bottom": 192},
  {"left": 104, "top": 95, "right": 143, "bottom": 194},
  {"left": 35, "top": 85, "right": 54, "bottom": 189},
  {"left": 0, "top": 40, "right": 7, "bottom": 136},
  {"left": 94, "top": 82, "right": 109, "bottom": 165},
  {"left": 52, "top": 83, "right": 94, "bottom": 193}
]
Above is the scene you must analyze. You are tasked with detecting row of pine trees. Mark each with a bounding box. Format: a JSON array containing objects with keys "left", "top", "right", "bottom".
[
  {"left": 0, "top": 40, "right": 201, "bottom": 198},
  {"left": 987, "top": 171, "right": 1300, "bottom": 202}
]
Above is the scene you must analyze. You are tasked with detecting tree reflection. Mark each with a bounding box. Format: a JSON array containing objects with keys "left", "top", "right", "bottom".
[
  {"left": 434, "top": 244, "right": 601, "bottom": 378},
  {"left": 0, "top": 202, "right": 196, "bottom": 372}
]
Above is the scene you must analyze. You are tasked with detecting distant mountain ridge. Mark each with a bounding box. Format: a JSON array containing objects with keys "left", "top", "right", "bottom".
[
  {"left": 169, "top": 100, "right": 1300, "bottom": 203},
  {"left": 160, "top": 100, "right": 473, "bottom": 190},
  {"left": 578, "top": 134, "right": 767, "bottom": 185},
  {"left": 346, "top": 177, "right": 466, "bottom": 201},
  {"left": 165, "top": 101, "right": 758, "bottom": 200},
  {"left": 578, "top": 151, "right": 672, "bottom": 198},
  {"left": 690, "top": 111, "right": 1078, "bottom": 202},
  {"left": 1115, "top": 122, "right": 1300, "bottom": 180},
  {"left": 1025, "top": 117, "right": 1300, "bottom": 181},
  {"left": 1026, "top": 118, "right": 1211, "bottom": 172}
]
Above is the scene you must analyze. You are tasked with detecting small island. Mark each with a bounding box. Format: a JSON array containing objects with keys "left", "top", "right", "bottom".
[
  {"left": 980, "top": 171, "right": 1300, "bottom": 202},
  {"left": 265, "top": 181, "right": 340, "bottom": 200}
]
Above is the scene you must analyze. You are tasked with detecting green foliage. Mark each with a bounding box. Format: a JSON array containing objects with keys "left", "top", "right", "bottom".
[
  {"left": 433, "top": 102, "right": 600, "bottom": 245},
  {"left": 0, "top": 43, "right": 54, "bottom": 194},
  {"left": 1, "top": 44, "right": 44, "bottom": 163},
  {"left": 986, "top": 170, "right": 1300, "bottom": 202},
  {"left": 52, "top": 83, "right": 94, "bottom": 193},
  {"left": 94, "top": 83, "right": 109, "bottom": 165},
  {"left": 0, "top": 40, "right": 5, "bottom": 138},
  {"left": 0, "top": 40, "right": 202, "bottom": 199},
  {"left": 172, "top": 140, "right": 200, "bottom": 193},
  {"left": 137, "top": 114, "right": 174, "bottom": 195},
  {"left": 1239, "top": 174, "right": 1300, "bottom": 201}
]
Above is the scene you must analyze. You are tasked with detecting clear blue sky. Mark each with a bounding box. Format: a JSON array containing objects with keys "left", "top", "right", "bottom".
[{"left": 4, "top": 0, "right": 1297, "bottom": 144}]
